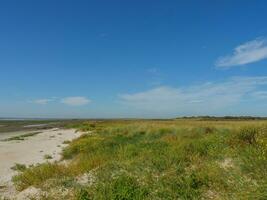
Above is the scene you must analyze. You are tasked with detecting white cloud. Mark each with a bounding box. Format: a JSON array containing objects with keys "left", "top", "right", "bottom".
[
  {"left": 31, "top": 99, "right": 53, "bottom": 105},
  {"left": 119, "top": 76, "right": 267, "bottom": 115},
  {"left": 61, "top": 96, "right": 91, "bottom": 106},
  {"left": 216, "top": 38, "right": 267, "bottom": 68}
]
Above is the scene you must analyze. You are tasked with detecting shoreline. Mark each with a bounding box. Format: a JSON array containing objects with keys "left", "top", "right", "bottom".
[{"left": 0, "top": 128, "right": 81, "bottom": 198}]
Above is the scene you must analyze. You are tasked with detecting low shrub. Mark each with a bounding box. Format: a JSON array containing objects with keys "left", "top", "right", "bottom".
[
  {"left": 12, "top": 163, "right": 70, "bottom": 190},
  {"left": 11, "top": 163, "right": 27, "bottom": 172}
]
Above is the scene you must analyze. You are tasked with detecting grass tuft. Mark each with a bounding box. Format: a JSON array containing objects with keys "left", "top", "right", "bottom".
[{"left": 11, "top": 163, "right": 27, "bottom": 172}]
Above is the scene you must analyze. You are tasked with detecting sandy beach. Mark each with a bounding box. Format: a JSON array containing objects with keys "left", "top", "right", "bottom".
[{"left": 0, "top": 128, "right": 81, "bottom": 198}]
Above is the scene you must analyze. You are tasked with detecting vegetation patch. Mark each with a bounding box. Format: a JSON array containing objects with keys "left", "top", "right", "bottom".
[
  {"left": 44, "top": 154, "right": 53, "bottom": 160},
  {"left": 11, "top": 163, "right": 27, "bottom": 172},
  {"left": 12, "top": 120, "right": 267, "bottom": 199}
]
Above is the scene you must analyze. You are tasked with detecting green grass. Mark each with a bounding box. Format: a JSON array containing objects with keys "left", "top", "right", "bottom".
[{"left": 12, "top": 120, "right": 267, "bottom": 199}]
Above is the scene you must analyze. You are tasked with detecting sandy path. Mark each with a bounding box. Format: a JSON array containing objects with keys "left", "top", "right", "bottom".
[{"left": 0, "top": 128, "right": 81, "bottom": 187}]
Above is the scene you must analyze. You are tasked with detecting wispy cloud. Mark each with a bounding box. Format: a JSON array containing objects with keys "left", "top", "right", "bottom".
[
  {"left": 215, "top": 38, "right": 267, "bottom": 68},
  {"left": 61, "top": 96, "right": 91, "bottom": 106},
  {"left": 119, "top": 76, "right": 267, "bottom": 115},
  {"left": 250, "top": 91, "right": 267, "bottom": 99},
  {"left": 31, "top": 99, "right": 53, "bottom": 105},
  {"left": 29, "top": 96, "right": 91, "bottom": 106}
]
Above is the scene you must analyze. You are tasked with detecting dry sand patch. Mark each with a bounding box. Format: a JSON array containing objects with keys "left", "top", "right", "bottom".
[{"left": 0, "top": 128, "right": 81, "bottom": 198}]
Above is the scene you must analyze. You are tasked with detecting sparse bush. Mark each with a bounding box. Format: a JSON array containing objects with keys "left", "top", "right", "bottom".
[
  {"left": 11, "top": 163, "right": 27, "bottom": 172},
  {"left": 67, "top": 122, "right": 97, "bottom": 133},
  {"left": 44, "top": 154, "right": 53, "bottom": 160},
  {"left": 12, "top": 163, "right": 69, "bottom": 190}
]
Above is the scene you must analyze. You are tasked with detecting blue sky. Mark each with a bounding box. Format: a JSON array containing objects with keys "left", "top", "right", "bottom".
[{"left": 1, "top": 0, "right": 267, "bottom": 118}]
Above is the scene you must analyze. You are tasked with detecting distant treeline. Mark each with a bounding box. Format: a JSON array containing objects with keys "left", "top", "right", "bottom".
[{"left": 178, "top": 116, "right": 267, "bottom": 121}]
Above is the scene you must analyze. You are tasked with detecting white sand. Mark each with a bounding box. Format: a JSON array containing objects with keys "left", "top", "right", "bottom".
[{"left": 0, "top": 128, "right": 81, "bottom": 187}]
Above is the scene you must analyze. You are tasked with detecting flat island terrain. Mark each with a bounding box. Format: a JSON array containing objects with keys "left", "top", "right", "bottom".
[{"left": 0, "top": 118, "right": 267, "bottom": 199}]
